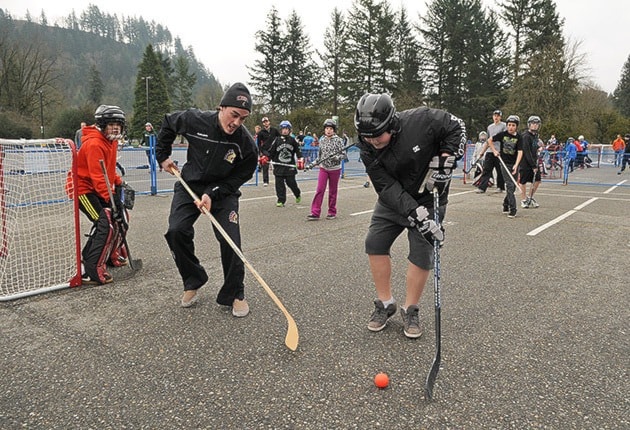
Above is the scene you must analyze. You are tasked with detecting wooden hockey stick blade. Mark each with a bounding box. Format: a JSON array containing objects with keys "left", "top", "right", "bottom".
[{"left": 171, "top": 169, "right": 299, "bottom": 351}]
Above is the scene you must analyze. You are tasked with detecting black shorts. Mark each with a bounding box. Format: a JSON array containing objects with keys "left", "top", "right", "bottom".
[
  {"left": 519, "top": 167, "right": 541, "bottom": 184},
  {"left": 364, "top": 201, "right": 445, "bottom": 271}
]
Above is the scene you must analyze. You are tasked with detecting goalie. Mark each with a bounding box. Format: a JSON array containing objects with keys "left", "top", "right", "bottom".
[{"left": 72, "top": 105, "right": 131, "bottom": 285}]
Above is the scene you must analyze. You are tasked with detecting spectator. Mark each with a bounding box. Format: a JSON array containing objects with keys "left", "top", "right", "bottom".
[
  {"left": 142, "top": 122, "right": 160, "bottom": 171},
  {"left": 562, "top": 137, "right": 577, "bottom": 185},
  {"left": 74, "top": 121, "right": 87, "bottom": 150},
  {"left": 156, "top": 82, "right": 258, "bottom": 315},
  {"left": 257, "top": 116, "right": 280, "bottom": 187},
  {"left": 307, "top": 119, "right": 345, "bottom": 220},
  {"left": 612, "top": 134, "right": 626, "bottom": 167}
]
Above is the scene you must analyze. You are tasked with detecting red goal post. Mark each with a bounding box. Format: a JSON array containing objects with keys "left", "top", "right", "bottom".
[{"left": 0, "top": 138, "right": 81, "bottom": 300}]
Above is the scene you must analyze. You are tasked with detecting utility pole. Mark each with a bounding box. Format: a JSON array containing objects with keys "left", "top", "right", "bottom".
[
  {"left": 143, "top": 76, "right": 152, "bottom": 123},
  {"left": 38, "top": 90, "right": 44, "bottom": 138}
]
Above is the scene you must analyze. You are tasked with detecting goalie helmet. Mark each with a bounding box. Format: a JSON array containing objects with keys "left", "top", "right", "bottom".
[
  {"left": 95, "top": 105, "right": 126, "bottom": 141},
  {"left": 354, "top": 93, "right": 396, "bottom": 138},
  {"left": 323, "top": 118, "right": 337, "bottom": 131}
]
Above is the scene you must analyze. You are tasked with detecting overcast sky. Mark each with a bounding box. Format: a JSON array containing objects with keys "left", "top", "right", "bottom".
[{"left": 3, "top": 0, "right": 628, "bottom": 94}]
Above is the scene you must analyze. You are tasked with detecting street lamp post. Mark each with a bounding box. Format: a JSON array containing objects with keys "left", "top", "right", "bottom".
[
  {"left": 143, "top": 76, "right": 152, "bottom": 123},
  {"left": 38, "top": 90, "right": 44, "bottom": 138}
]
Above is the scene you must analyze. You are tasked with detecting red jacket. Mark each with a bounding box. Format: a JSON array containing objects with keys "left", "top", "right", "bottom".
[{"left": 74, "top": 125, "right": 122, "bottom": 202}]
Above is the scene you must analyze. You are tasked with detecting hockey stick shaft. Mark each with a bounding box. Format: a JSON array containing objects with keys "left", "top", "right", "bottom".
[
  {"left": 306, "top": 140, "right": 355, "bottom": 169},
  {"left": 425, "top": 188, "right": 442, "bottom": 400},
  {"left": 496, "top": 155, "right": 520, "bottom": 188},
  {"left": 99, "top": 159, "right": 134, "bottom": 270},
  {"left": 270, "top": 161, "right": 297, "bottom": 168},
  {"left": 171, "top": 168, "right": 299, "bottom": 351}
]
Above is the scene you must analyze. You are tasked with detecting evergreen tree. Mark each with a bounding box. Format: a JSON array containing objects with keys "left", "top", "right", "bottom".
[
  {"left": 276, "top": 11, "right": 322, "bottom": 113},
  {"left": 612, "top": 54, "right": 630, "bottom": 117},
  {"left": 319, "top": 8, "right": 348, "bottom": 116},
  {"left": 172, "top": 55, "right": 196, "bottom": 110},
  {"left": 248, "top": 7, "right": 283, "bottom": 112},
  {"left": 389, "top": 6, "right": 424, "bottom": 110},
  {"left": 499, "top": 0, "right": 530, "bottom": 80},
  {"left": 131, "top": 44, "right": 171, "bottom": 138},
  {"left": 87, "top": 63, "right": 104, "bottom": 105}
]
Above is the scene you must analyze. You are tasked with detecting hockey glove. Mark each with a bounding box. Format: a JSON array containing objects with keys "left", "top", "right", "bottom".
[
  {"left": 420, "top": 155, "right": 456, "bottom": 196},
  {"left": 408, "top": 206, "right": 445, "bottom": 245}
]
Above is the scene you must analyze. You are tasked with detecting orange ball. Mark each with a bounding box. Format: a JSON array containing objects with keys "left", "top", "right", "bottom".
[{"left": 374, "top": 372, "right": 389, "bottom": 389}]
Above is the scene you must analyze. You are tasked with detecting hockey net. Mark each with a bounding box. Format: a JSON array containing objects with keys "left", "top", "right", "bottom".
[{"left": 0, "top": 139, "right": 81, "bottom": 300}]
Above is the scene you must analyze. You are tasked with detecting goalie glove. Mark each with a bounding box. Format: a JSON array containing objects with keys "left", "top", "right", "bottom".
[{"left": 420, "top": 155, "right": 456, "bottom": 196}]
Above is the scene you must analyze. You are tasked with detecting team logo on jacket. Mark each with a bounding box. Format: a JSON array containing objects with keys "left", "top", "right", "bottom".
[
  {"left": 229, "top": 211, "right": 238, "bottom": 224},
  {"left": 224, "top": 149, "right": 236, "bottom": 164}
]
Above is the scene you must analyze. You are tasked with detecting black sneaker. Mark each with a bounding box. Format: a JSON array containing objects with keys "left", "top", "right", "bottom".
[
  {"left": 400, "top": 305, "right": 422, "bottom": 338},
  {"left": 367, "top": 299, "right": 397, "bottom": 332},
  {"left": 508, "top": 210, "right": 517, "bottom": 218},
  {"left": 306, "top": 214, "right": 319, "bottom": 221},
  {"left": 81, "top": 273, "right": 113, "bottom": 285},
  {"left": 502, "top": 205, "right": 509, "bottom": 214}
]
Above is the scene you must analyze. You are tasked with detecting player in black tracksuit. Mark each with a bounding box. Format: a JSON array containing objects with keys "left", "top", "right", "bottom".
[
  {"left": 156, "top": 83, "right": 258, "bottom": 315},
  {"left": 518, "top": 116, "right": 542, "bottom": 208},
  {"left": 355, "top": 93, "right": 466, "bottom": 339}
]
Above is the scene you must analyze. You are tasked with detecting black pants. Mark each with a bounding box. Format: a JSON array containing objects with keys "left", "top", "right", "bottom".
[
  {"left": 477, "top": 152, "right": 505, "bottom": 191},
  {"left": 621, "top": 153, "right": 630, "bottom": 172},
  {"left": 261, "top": 163, "right": 270, "bottom": 184},
  {"left": 78, "top": 193, "right": 112, "bottom": 283},
  {"left": 274, "top": 174, "right": 301, "bottom": 204},
  {"left": 164, "top": 182, "right": 245, "bottom": 305},
  {"left": 500, "top": 163, "right": 517, "bottom": 211}
]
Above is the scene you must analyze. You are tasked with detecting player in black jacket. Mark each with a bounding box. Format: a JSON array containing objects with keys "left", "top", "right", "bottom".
[
  {"left": 355, "top": 93, "right": 466, "bottom": 338},
  {"left": 518, "top": 116, "right": 542, "bottom": 208},
  {"left": 156, "top": 82, "right": 258, "bottom": 316}
]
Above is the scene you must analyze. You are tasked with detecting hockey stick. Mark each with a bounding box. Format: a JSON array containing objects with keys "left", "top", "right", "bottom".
[
  {"left": 270, "top": 161, "right": 298, "bottom": 169},
  {"left": 171, "top": 168, "right": 299, "bottom": 351},
  {"left": 99, "top": 159, "right": 135, "bottom": 270},
  {"left": 496, "top": 155, "right": 520, "bottom": 188},
  {"left": 305, "top": 140, "right": 356, "bottom": 170},
  {"left": 462, "top": 158, "right": 481, "bottom": 174},
  {"left": 425, "top": 188, "right": 442, "bottom": 400}
]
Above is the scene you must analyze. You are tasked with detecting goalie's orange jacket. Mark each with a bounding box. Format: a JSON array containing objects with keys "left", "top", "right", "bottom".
[{"left": 69, "top": 125, "right": 122, "bottom": 202}]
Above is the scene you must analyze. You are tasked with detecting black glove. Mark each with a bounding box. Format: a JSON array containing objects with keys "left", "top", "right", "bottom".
[
  {"left": 421, "top": 155, "right": 456, "bottom": 196},
  {"left": 408, "top": 206, "right": 444, "bottom": 244}
]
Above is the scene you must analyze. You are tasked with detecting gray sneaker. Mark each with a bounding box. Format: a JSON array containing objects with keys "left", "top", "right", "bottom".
[
  {"left": 400, "top": 305, "right": 422, "bottom": 338},
  {"left": 367, "top": 299, "right": 397, "bottom": 332}
]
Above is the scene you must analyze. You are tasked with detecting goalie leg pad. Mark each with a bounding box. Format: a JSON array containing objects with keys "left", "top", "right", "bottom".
[{"left": 82, "top": 208, "right": 115, "bottom": 284}]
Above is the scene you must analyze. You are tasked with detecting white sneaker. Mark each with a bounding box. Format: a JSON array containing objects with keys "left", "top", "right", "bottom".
[{"left": 232, "top": 298, "right": 249, "bottom": 317}]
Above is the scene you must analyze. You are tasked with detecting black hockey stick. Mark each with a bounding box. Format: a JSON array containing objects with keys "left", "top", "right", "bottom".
[
  {"left": 462, "top": 158, "right": 482, "bottom": 174},
  {"left": 425, "top": 188, "right": 442, "bottom": 400},
  {"left": 99, "top": 159, "right": 135, "bottom": 270},
  {"left": 304, "top": 140, "right": 356, "bottom": 170}
]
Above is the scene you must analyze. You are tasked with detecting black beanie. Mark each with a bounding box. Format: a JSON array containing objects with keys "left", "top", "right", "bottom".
[{"left": 220, "top": 82, "right": 252, "bottom": 112}]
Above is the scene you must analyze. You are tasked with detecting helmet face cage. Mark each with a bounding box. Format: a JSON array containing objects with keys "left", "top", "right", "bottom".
[
  {"left": 354, "top": 93, "right": 395, "bottom": 138},
  {"left": 95, "top": 105, "right": 126, "bottom": 140}
]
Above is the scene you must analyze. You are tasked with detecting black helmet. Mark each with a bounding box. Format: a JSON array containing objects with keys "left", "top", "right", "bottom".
[
  {"left": 354, "top": 93, "right": 396, "bottom": 138},
  {"left": 323, "top": 118, "right": 337, "bottom": 132},
  {"left": 506, "top": 115, "right": 520, "bottom": 126},
  {"left": 95, "top": 105, "right": 126, "bottom": 130}
]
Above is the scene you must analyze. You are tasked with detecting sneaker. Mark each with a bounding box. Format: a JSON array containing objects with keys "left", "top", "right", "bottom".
[
  {"left": 295, "top": 196, "right": 302, "bottom": 204},
  {"left": 263, "top": 183, "right": 269, "bottom": 187},
  {"left": 502, "top": 205, "right": 509, "bottom": 214},
  {"left": 400, "top": 305, "right": 422, "bottom": 338},
  {"left": 475, "top": 189, "right": 485, "bottom": 194},
  {"left": 367, "top": 299, "right": 397, "bottom": 332},
  {"left": 181, "top": 290, "right": 199, "bottom": 308},
  {"left": 232, "top": 298, "right": 249, "bottom": 317},
  {"left": 521, "top": 199, "right": 530, "bottom": 208},
  {"left": 508, "top": 210, "right": 517, "bottom": 218},
  {"left": 81, "top": 273, "right": 113, "bottom": 285},
  {"left": 529, "top": 198, "right": 539, "bottom": 208},
  {"left": 618, "top": 171, "right": 623, "bottom": 175},
  {"left": 326, "top": 214, "right": 336, "bottom": 220},
  {"left": 306, "top": 214, "right": 319, "bottom": 221},
  {"left": 276, "top": 202, "right": 284, "bottom": 207}
]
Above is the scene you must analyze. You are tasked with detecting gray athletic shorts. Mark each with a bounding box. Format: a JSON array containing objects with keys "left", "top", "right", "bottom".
[{"left": 365, "top": 201, "right": 446, "bottom": 271}]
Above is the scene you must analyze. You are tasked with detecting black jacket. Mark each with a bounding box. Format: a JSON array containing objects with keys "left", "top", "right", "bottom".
[
  {"left": 258, "top": 126, "right": 280, "bottom": 156},
  {"left": 156, "top": 108, "right": 258, "bottom": 201},
  {"left": 269, "top": 134, "right": 302, "bottom": 176},
  {"left": 359, "top": 106, "right": 466, "bottom": 216}
]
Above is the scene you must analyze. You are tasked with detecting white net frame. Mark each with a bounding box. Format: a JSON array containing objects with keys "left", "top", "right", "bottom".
[{"left": 0, "top": 138, "right": 81, "bottom": 300}]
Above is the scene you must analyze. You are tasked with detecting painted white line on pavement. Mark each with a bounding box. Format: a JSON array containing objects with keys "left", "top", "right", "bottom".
[
  {"left": 604, "top": 179, "right": 627, "bottom": 194},
  {"left": 351, "top": 209, "right": 374, "bottom": 216},
  {"left": 527, "top": 197, "right": 598, "bottom": 236}
]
